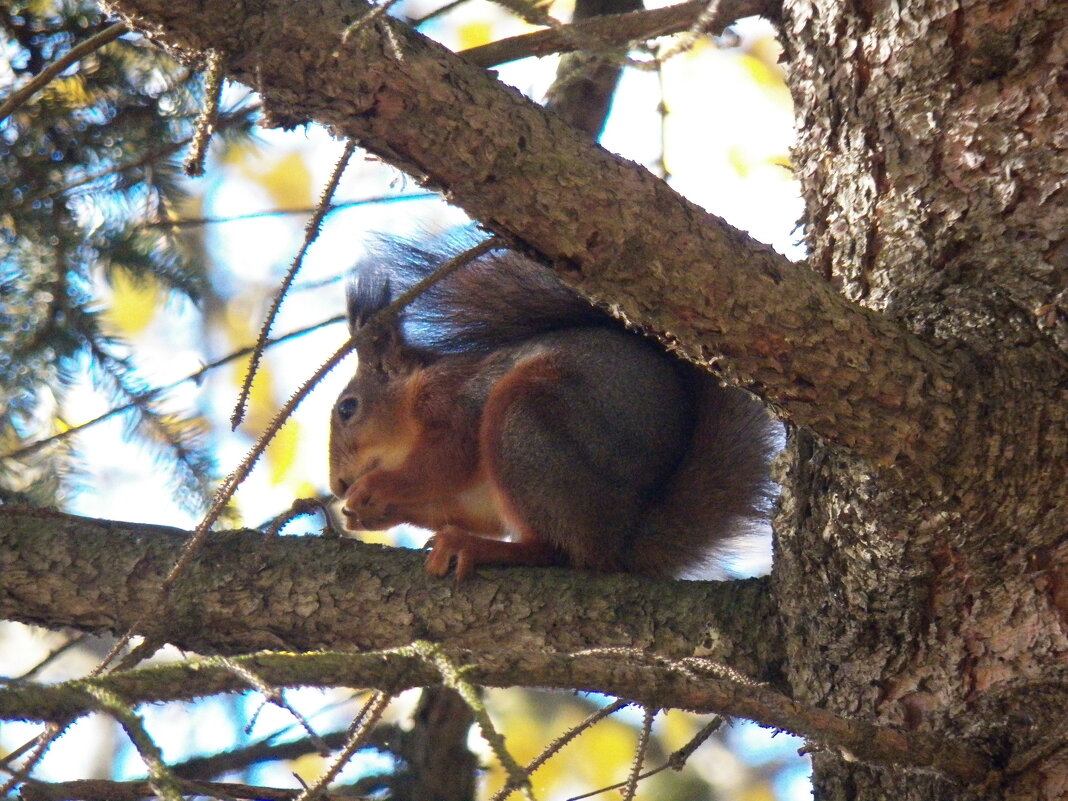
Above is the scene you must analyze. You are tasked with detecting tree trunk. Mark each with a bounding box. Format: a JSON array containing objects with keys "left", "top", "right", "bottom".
[{"left": 778, "top": 1, "right": 1068, "bottom": 798}]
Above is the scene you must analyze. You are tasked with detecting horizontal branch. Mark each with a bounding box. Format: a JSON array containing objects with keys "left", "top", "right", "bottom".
[
  {"left": 20, "top": 777, "right": 356, "bottom": 801},
  {"left": 460, "top": 0, "right": 776, "bottom": 67},
  {"left": 0, "top": 507, "right": 784, "bottom": 684},
  {"left": 0, "top": 649, "right": 993, "bottom": 785},
  {"left": 102, "top": 0, "right": 965, "bottom": 472}
]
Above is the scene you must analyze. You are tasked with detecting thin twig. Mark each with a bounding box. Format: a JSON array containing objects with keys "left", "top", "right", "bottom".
[
  {"left": 230, "top": 140, "right": 356, "bottom": 430},
  {"left": 0, "top": 22, "right": 128, "bottom": 123},
  {"left": 460, "top": 0, "right": 770, "bottom": 67},
  {"left": 411, "top": 641, "right": 535, "bottom": 801},
  {"left": 18, "top": 777, "right": 373, "bottom": 801},
  {"left": 341, "top": 0, "right": 407, "bottom": 44},
  {"left": 657, "top": 0, "right": 723, "bottom": 61},
  {"left": 81, "top": 687, "right": 184, "bottom": 801},
  {"left": 13, "top": 635, "right": 88, "bottom": 681},
  {"left": 215, "top": 657, "right": 331, "bottom": 755},
  {"left": 408, "top": 0, "right": 473, "bottom": 26},
  {"left": 262, "top": 496, "right": 335, "bottom": 538},
  {"left": 622, "top": 707, "right": 655, "bottom": 801},
  {"left": 293, "top": 692, "right": 392, "bottom": 801},
  {"left": 489, "top": 700, "right": 628, "bottom": 801},
  {"left": 0, "top": 723, "right": 64, "bottom": 796},
  {"left": 564, "top": 715, "right": 723, "bottom": 801},
  {"left": 146, "top": 192, "right": 433, "bottom": 229},
  {"left": 1, "top": 315, "right": 344, "bottom": 462}
]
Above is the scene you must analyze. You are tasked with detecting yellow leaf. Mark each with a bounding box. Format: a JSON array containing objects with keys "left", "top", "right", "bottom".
[
  {"left": 739, "top": 51, "right": 782, "bottom": 89},
  {"left": 289, "top": 752, "right": 326, "bottom": 783},
  {"left": 106, "top": 270, "right": 161, "bottom": 336},
  {"left": 257, "top": 151, "right": 314, "bottom": 211},
  {"left": 739, "top": 780, "right": 778, "bottom": 801},
  {"left": 266, "top": 420, "right": 300, "bottom": 485},
  {"left": 457, "top": 21, "right": 494, "bottom": 50},
  {"left": 43, "top": 75, "right": 93, "bottom": 108},
  {"left": 727, "top": 143, "right": 751, "bottom": 178}
]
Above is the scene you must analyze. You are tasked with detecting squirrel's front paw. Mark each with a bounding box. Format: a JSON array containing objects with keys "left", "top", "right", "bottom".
[
  {"left": 342, "top": 479, "right": 399, "bottom": 530},
  {"left": 425, "top": 526, "right": 478, "bottom": 581}
]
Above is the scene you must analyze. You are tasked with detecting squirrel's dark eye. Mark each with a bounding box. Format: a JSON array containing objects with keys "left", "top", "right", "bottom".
[{"left": 337, "top": 397, "right": 358, "bottom": 422}]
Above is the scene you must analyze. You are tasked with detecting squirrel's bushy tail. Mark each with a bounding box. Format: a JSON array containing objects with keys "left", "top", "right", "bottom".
[{"left": 630, "top": 374, "right": 780, "bottom": 578}]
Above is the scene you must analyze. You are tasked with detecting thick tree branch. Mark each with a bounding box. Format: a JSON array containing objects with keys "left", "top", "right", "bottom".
[
  {"left": 101, "top": 0, "right": 965, "bottom": 473},
  {"left": 0, "top": 507, "right": 784, "bottom": 685}
]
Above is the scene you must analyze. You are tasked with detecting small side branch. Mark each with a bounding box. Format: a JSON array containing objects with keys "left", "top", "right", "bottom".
[
  {"left": 0, "top": 650, "right": 994, "bottom": 786},
  {"left": 0, "top": 22, "right": 128, "bottom": 123},
  {"left": 461, "top": 0, "right": 775, "bottom": 67}
]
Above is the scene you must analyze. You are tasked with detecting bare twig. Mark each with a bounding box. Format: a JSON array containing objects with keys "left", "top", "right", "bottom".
[
  {"left": 410, "top": 641, "right": 535, "bottom": 801},
  {"left": 490, "top": 700, "right": 628, "bottom": 801},
  {"left": 19, "top": 776, "right": 372, "bottom": 801},
  {"left": 622, "top": 707, "right": 655, "bottom": 801},
  {"left": 341, "top": 0, "right": 407, "bottom": 44},
  {"left": 293, "top": 692, "right": 392, "bottom": 801},
  {"left": 214, "top": 657, "right": 331, "bottom": 755},
  {"left": 231, "top": 139, "right": 357, "bottom": 430},
  {"left": 1, "top": 315, "right": 344, "bottom": 462},
  {"left": 82, "top": 686, "right": 184, "bottom": 801},
  {"left": 460, "top": 0, "right": 771, "bottom": 67},
  {"left": 13, "top": 635, "right": 88, "bottom": 681},
  {"left": 408, "top": 0, "right": 473, "bottom": 26},
  {"left": 0, "top": 723, "right": 65, "bottom": 796},
  {"left": 565, "top": 715, "right": 722, "bottom": 801},
  {"left": 145, "top": 192, "right": 432, "bottom": 228},
  {"left": 262, "top": 496, "right": 335, "bottom": 537}
]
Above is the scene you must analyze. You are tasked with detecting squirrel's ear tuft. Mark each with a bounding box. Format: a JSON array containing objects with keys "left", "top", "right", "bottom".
[
  {"left": 347, "top": 261, "right": 423, "bottom": 375},
  {"left": 346, "top": 264, "right": 392, "bottom": 335}
]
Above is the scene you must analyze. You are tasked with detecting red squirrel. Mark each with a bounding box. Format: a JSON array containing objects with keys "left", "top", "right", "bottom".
[{"left": 329, "top": 236, "right": 777, "bottom": 579}]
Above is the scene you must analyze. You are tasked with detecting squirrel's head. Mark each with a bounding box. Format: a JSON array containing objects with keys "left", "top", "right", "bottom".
[{"left": 328, "top": 262, "right": 425, "bottom": 505}]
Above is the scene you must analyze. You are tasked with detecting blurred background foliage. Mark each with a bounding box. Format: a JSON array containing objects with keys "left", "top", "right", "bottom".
[{"left": 0, "top": 0, "right": 805, "bottom": 797}]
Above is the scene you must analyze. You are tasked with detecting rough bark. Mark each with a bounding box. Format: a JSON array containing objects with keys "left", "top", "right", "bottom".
[{"left": 779, "top": 0, "right": 1068, "bottom": 798}]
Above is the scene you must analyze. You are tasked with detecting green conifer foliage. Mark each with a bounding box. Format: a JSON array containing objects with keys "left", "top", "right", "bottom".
[{"left": 1, "top": 0, "right": 254, "bottom": 510}]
